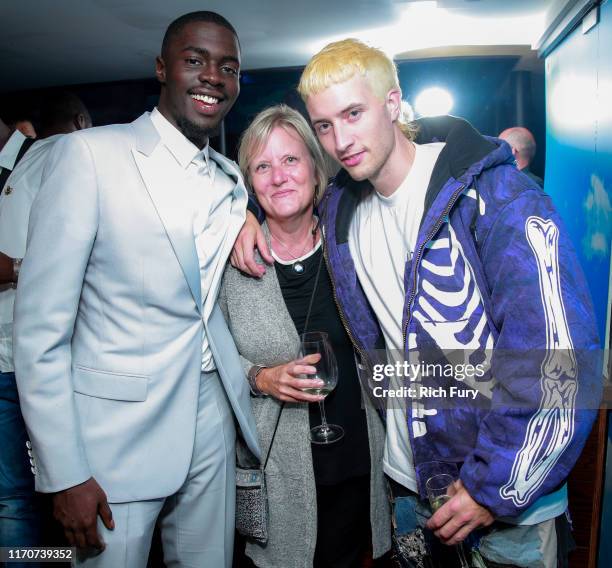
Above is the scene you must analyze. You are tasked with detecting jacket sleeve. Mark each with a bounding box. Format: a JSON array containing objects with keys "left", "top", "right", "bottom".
[
  {"left": 459, "top": 186, "right": 602, "bottom": 518},
  {"left": 13, "top": 133, "right": 98, "bottom": 493}
]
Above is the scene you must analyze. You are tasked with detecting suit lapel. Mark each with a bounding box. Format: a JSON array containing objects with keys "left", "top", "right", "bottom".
[
  {"left": 131, "top": 114, "right": 202, "bottom": 313},
  {"left": 202, "top": 148, "right": 248, "bottom": 318}
]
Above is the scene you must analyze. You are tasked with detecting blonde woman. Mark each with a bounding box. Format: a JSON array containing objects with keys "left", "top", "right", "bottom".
[{"left": 219, "top": 104, "right": 390, "bottom": 567}]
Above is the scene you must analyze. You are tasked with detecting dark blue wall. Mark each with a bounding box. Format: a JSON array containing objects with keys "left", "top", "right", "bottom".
[
  {"left": 544, "top": 4, "right": 612, "bottom": 346},
  {"left": 542, "top": 2, "right": 612, "bottom": 564}
]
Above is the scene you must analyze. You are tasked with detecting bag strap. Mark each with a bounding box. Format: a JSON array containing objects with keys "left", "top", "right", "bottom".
[
  {"left": 262, "top": 226, "right": 325, "bottom": 470},
  {"left": 263, "top": 401, "right": 284, "bottom": 470},
  {"left": 0, "top": 137, "right": 36, "bottom": 191},
  {"left": 16, "top": 137, "right": 36, "bottom": 164}
]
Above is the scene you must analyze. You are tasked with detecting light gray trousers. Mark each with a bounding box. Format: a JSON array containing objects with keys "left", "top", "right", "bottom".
[{"left": 75, "top": 371, "right": 236, "bottom": 568}]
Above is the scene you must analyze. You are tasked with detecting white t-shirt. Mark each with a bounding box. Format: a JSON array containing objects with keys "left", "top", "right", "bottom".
[
  {"left": 0, "top": 134, "right": 62, "bottom": 372},
  {"left": 348, "top": 142, "right": 445, "bottom": 490}
]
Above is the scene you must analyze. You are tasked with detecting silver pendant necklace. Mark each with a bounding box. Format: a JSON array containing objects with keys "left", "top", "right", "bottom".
[{"left": 270, "top": 219, "right": 316, "bottom": 274}]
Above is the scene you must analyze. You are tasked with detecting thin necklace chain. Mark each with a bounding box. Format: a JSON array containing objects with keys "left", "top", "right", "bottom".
[{"left": 269, "top": 218, "right": 317, "bottom": 261}]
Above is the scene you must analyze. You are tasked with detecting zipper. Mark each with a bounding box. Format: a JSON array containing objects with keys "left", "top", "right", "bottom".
[
  {"left": 402, "top": 183, "right": 466, "bottom": 349},
  {"left": 320, "top": 198, "right": 373, "bottom": 374}
]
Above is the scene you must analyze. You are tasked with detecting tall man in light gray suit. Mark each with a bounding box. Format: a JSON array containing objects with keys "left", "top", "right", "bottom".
[{"left": 13, "top": 11, "right": 260, "bottom": 568}]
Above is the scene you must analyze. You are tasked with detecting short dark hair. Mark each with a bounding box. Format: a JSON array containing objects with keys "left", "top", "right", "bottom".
[
  {"left": 161, "top": 11, "right": 239, "bottom": 58},
  {"left": 39, "top": 91, "right": 90, "bottom": 130},
  {"left": 0, "top": 95, "right": 37, "bottom": 126}
]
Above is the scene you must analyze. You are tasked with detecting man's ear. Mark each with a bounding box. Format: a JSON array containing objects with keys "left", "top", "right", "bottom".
[
  {"left": 75, "top": 114, "right": 86, "bottom": 131},
  {"left": 386, "top": 88, "right": 402, "bottom": 122},
  {"left": 155, "top": 56, "right": 166, "bottom": 85}
]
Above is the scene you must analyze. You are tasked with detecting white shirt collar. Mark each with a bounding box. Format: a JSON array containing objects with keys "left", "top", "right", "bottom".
[
  {"left": 0, "top": 129, "right": 27, "bottom": 171},
  {"left": 150, "top": 107, "right": 211, "bottom": 172}
]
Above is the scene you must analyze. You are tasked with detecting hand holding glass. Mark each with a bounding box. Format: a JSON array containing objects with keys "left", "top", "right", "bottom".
[
  {"left": 299, "top": 332, "right": 344, "bottom": 444},
  {"left": 425, "top": 462, "right": 471, "bottom": 568}
]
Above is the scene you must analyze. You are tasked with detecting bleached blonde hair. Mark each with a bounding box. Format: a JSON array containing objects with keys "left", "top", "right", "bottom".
[{"left": 298, "top": 38, "right": 418, "bottom": 140}]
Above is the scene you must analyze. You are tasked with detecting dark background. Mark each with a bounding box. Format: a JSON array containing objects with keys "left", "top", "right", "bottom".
[{"left": 0, "top": 54, "right": 546, "bottom": 178}]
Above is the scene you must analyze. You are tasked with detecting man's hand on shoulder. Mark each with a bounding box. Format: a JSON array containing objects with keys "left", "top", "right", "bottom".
[
  {"left": 53, "top": 477, "right": 114, "bottom": 550},
  {"left": 230, "top": 211, "right": 272, "bottom": 278},
  {"left": 426, "top": 479, "right": 494, "bottom": 546}
]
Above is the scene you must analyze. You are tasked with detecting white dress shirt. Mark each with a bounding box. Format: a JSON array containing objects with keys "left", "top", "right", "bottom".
[
  {"left": 150, "top": 108, "right": 236, "bottom": 371},
  {"left": 0, "top": 134, "right": 62, "bottom": 372}
]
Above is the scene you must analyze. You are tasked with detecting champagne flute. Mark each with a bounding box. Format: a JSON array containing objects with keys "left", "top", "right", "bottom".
[
  {"left": 424, "top": 463, "right": 471, "bottom": 568},
  {"left": 299, "top": 331, "right": 344, "bottom": 444}
]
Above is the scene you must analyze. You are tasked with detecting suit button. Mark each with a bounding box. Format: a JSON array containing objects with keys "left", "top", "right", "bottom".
[
  {"left": 30, "top": 467, "right": 37, "bottom": 475},
  {"left": 25, "top": 440, "right": 32, "bottom": 449}
]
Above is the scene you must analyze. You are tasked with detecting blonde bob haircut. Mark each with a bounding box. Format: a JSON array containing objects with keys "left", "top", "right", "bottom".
[
  {"left": 238, "top": 104, "right": 330, "bottom": 204},
  {"left": 298, "top": 38, "right": 417, "bottom": 140}
]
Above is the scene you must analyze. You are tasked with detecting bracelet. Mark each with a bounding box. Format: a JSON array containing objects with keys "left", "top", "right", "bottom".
[
  {"left": 13, "top": 258, "right": 22, "bottom": 283},
  {"left": 247, "top": 365, "right": 267, "bottom": 396}
]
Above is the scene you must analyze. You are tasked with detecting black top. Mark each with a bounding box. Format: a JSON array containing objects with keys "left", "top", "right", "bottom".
[{"left": 275, "top": 245, "right": 371, "bottom": 485}]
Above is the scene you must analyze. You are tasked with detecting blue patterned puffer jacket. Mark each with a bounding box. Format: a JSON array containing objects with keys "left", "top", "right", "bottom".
[{"left": 320, "top": 115, "right": 601, "bottom": 519}]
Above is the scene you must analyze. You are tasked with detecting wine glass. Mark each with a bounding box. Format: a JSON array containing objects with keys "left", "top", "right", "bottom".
[
  {"left": 299, "top": 331, "right": 344, "bottom": 444},
  {"left": 424, "top": 462, "right": 471, "bottom": 568}
]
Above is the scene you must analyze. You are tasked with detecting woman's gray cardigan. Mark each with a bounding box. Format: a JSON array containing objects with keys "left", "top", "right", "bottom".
[{"left": 218, "top": 228, "right": 391, "bottom": 568}]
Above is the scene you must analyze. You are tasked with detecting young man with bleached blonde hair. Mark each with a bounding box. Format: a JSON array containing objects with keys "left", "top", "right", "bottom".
[
  {"left": 299, "top": 38, "right": 418, "bottom": 141},
  {"left": 234, "top": 38, "right": 599, "bottom": 567}
]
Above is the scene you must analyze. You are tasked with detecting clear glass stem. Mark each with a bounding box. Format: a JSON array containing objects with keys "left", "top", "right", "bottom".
[{"left": 318, "top": 400, "right": 330, "bottom": 433}]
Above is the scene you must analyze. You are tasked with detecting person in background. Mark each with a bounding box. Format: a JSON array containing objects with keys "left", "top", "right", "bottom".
[
  {"left": 36, "top": 91, "right": 92, "bottom": 139},
  {"left": 499, "top": 126, "right": 543, "bottom": 187},
  {"left": 219, "top": 104, "right": 390, "bottom": 568},
  {"left": 233, "top": 38, "right": 600, "bottom": 568},
  {"left": 0, "top": 104, "right": 37, "bottom": 143},
  {"left": 13, "top": 11, "right": 260, "bottom": 568},
  {"left": 13, "top": 120, "right": 36, "bottom": 140},
  {"left": 0, "top": 117, "right": 33, "bottom": 192},
  {"left": 0, "top": 91, "right": 90, "bottom": 561}
]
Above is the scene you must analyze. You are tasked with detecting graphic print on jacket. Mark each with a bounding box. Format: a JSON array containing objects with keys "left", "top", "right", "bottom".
[
  {"left": 500, "top": 216, "right": 577, "bottom": 507},
  {"left": 409, "top": 189, "right": 495, "bottom": 440}
]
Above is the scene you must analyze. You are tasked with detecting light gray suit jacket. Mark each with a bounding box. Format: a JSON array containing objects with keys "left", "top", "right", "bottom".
[{"left": 13, "top": 112, "right": 261, "bottom": 502}]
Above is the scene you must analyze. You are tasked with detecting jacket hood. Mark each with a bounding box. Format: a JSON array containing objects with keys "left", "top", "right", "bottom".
[{"left": 413, "top": 115, "right": 514, "bottom": 211}]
